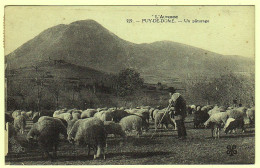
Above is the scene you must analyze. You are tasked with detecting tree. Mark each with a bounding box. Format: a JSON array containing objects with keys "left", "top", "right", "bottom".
[
  {"left": 186, "top": 72, "right": 255, "bottom": 106},
  {"left": 114, "top": 68, "right": 144, "bottom": 97}
]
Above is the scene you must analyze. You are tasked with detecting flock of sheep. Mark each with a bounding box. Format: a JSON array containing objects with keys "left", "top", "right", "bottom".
[
  {"left": 190, "top": 105, "right": 255, "bottom": 138},
  {"left": 5, "top": 104, "right": 255, "bottom": 160}
]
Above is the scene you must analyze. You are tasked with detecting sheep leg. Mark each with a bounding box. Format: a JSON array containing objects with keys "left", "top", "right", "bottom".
[
  {"left": 103, "top": 143, "right": 106, "bottom": 160},
  {"left": 241, "top": 122, "right": 245, "bottom": 133},
  {"left": 43, "top": 151, "right": 52, "bottom": 160},
  {"left": 96, "top": 144, "right": 105, "bottom": 160},
  {"left": 93, "top": 145, "right": 97, "bottom": 159},
  {"left": 211, "top": 128, "right": 214, "bottom": 138},
  {"left": 137, "top": 128, "right": 142, "bottom": 137},
  {"left": 87, "top": 145, "right": 91, "bottom": 156},
  {"left": 164, "top": 123, "right": 168, "bottom": 130},
  {"left": 155, "top": 123, "right": 158, "bottom": 131},
  {"left": 53, "top": 143, "right": 58, "bottom": 159}
]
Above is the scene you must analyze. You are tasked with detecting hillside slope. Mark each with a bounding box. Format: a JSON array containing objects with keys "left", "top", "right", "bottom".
[{"left": 6, "top": 19, "right": 254, "bottom": 83}]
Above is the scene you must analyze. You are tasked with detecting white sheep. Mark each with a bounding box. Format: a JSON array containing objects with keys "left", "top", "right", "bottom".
[
  {"left": 53, "top": 109, "right": 67, "bottom": 117},
  {"left": 81, "top": 109, "right": 97, "bottom": 119},
  {"left": 68, "top": 117, "right": 106, "bottom": 159},
  {"left": 149, "top": 108, "right": 155, "bottom": 120},
  {"left": 94, "top": 111, "right": 113, "bottom": 122},
  {"left": 204, "top": 112, "right": 229, "bottom": 139},
  {"left": 118, "top": 107, "right": 125, "bottom": 110},
  {"left": 154, "top": 111, "right": 176, "bottom": 131},
  {"left": 54, "top": 113, "right": 72, "bottom": 122},
  {"left": 14, "top": 115, "right": 26, "bottom": 134},
  {"left": 21, "top": 111, "right": 27, "bottom": 118},
  {"left": 226, "top": 107, "right": 247, "bottom": 119},
  {"left": 12, "top": 110, "right": 22, "bottom": 119},
  {"left": 72, "top": 113, "right": 81, "bottom": 120},
  {"left": 208, "top": 106, "right": 221, "bottom": 116},
  {"left": 67, "top": 119, "right": 79, "bottom": 135},
  {"left": 119, "top": 115, "right": 148, "bottom": 137},
  {"left": 26, "top": 111, "right": 33, "bottom": 119}
]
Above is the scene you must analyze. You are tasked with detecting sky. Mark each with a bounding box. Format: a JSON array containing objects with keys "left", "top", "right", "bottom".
[{"left": 4, "top": 6, "right": 255, "bottom": 58}]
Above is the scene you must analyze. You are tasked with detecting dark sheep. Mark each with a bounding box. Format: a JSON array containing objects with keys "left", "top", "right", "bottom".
[
  {"left": 224, "top": 118, "right": 245, "bottom": 134},
  {"left": 193, "top": 109, "right": 210, "bottom": 129},
  {"left": 27, "top": 118, "right": 67, "bottom": 159},
  {"left": 111, "top": 110, "right": 130, "bottom": 123}
]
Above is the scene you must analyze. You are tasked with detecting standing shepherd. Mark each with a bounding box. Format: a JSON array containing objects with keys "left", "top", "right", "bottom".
[{"left": 168, "top": 87, "right": 187, "bottom": 140}]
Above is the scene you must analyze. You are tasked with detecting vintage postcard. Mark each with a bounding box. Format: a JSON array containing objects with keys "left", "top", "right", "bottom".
[{"left": 2, "top": 4, "right": 257, "bottom": 166}]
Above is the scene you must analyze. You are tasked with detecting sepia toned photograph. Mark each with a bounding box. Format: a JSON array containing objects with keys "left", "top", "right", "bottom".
[{"left": 4, "top": 6, "right": 255, "bottom": 165}]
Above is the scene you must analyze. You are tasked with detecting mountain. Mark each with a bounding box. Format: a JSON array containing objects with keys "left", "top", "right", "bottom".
[{"left": 6, "top": 19, "right": 254, "bottom": 84}]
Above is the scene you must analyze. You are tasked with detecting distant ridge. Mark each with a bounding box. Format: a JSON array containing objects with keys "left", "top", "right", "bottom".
[{"left": 6, "top": 19, "right": 254, "bottom": 83}]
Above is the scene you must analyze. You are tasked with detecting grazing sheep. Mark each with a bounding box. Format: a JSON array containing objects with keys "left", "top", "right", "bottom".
[
  {"left": 204, "top": 112, "right": 229, "bottom": 139},
  {"left": 97, "top": 107, "right": 108, "bottom": 112},
  {"left": 20, "top": 111, "right": 27, "bottom": 118},
  {"left": 118, "top": 107, "right": 125, "bottom": 110},
  {"left": 154, "top": 111, "right": 176, "bottom": 131},
  {"left": 208, "top": 106, "right": 221, "bottom": 116},
  {"left": 186, "top": 106, "right": 193, "bottom": 115},
  {"left": 67, "top": 109, "right": 81, "bottom": 114},
  {"left": 190, "top": 105, "right": 196, "bottom": 110},
  {"left": 126, "top": 108, "right": 140, "bottom": 114},
  {"left": 201, "top": 105, "right": 214, "bottom": 113},
  {"left": 94, "top": 111, "right": 105, "bottom": 120},
  {"left": 14, "top": 115, "right": 26, "bottom": 134},
  {"left": 193, "top": 108, "right": 210, "bottom": 129},
  {"left": 134, "top": 109, "right": 150, "bottom": 124},
  {"left": 226, "top": 107, "right": 247, "bottom": 119},
  {"left": 72, "top": 113, "right": 81, "bottom": 120},
  {"left": 68, "top": 118, "right": 106, "bottom": 159},
  {"left": 26, "top": 111, "right": 33, "bottom": 119},
  {"left": 224, "top": 118, "right": 245, "bottom": 134},
  {"left": 53, "top": 109, "right": 67, "bottom": 117},
  {"left": 119, "top": 115, "right": 149, "bottom": 137},
  {"left": 246, "top": 107, "right": 255, "bottom": 125},
  {"left": 110, "top": 110, "right": 130, "bottom": 123},
  {"left": 12, "top": 110, "right": 22, "bottom": 119},
  {"left": 38, "top": 116, "right": 68, "bottom": 128},
  {"left": 219, "top": 106, "right": 227, "bottom": 112},
  {"left": 54, "top": 113, "right": 72, "bottom": 122},
  {"left": 152, "top": 109, "right": 161, "bottom": 120},
  {"left": 67, "top": 119, "right": 79, "bottom": 134},
  {"left": 27, "top": 119, "right": 67, "bottom": 159},
  {"left": 100, "top": 111, "right": 113, "bottom": 122},
  {"left": 103, "top": 121, "right": 126, "bottom": 138},
  {"left": 81, "top": 109, "right": 97, "bottom": 119},
  {"left": 32, "top": 112, "right": 41, "bottom": 123},
  {"left": 149, "top": 108, "right": 155, "bottom": 120}
]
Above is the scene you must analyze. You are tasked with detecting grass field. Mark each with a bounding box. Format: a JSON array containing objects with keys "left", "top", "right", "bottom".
[{"left": 5, "top": 115, "right": 255, "bottom": 165}]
